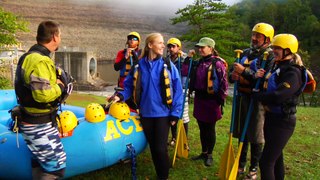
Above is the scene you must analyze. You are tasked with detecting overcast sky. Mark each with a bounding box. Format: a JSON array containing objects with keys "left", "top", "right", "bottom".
[
  {"left": 87, "top": 0, "right": 243, "bottom": 15},
  {"left": 120, "top": 0, "right": 241, "bottom": 13}
]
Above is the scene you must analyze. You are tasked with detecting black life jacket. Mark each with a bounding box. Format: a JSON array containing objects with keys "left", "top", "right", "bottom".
[{"left": 120, "top": 49, "right": 141, "bottom": 77}]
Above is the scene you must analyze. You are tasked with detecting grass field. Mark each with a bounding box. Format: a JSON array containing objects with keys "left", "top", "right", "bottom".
[{"left": 67, "top": 92, "right": 319, "bottom": 180}]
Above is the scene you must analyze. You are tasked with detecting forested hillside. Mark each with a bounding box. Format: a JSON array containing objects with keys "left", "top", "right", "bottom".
[{"left": 171, "top": 0, "right": 320, "bottom": 80}]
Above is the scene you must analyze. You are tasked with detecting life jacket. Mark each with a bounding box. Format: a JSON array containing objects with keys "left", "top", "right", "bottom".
[
  {"left": 207, "top": 56, "right": 228, "bottom": 94},
  {"left": 14, "top": 44, "right": 60, "bottom": 124},
  {"left": 189, "top": 56, "right": 227, "bottom": 97},
  {"left": 263, "top": 63, "right": 308, "bottom": 114},
  {"left": 120, "top": 49, "right": 141, "bottom": 77},
  {"left": 132, "top": 58, "right": 172, "bottom": 108},
  {"left": 15, "top": 46, "right": 58, "bottom": 111},
  {"left": 238, "top": 48, "right": 272, "bottom": 94}
]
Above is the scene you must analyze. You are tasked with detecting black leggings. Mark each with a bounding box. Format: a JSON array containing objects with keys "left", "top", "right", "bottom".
[
  {"left": 197, "top": 120, "right": 216, "bottom": 154},
  {"left": 140, "top": 117, "right": 170, "bottom": 180},
  {"left": 259, "top": 113, "right": 295, "bottom": 180},
  {"left": 239, "top": 139, "right": 263, "bottom": 170}
]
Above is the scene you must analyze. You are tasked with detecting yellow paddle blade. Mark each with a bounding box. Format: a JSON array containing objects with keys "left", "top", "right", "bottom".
[
  {"left": 218, "top": 134, "right": 235, "bottom": 180},
  {"left": 228, "top": 143, "right": 244, "bottom": 180},
  {"left": 177, "top": 122, "right": 188, "bottom": 159},
  {"left": 172, "top": 120, "right": 183, "bottom": 167}
]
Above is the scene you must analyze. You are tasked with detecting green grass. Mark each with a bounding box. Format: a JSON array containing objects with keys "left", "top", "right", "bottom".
[{"left": 67, "top": 93, "right": 320, "bottom": 180}]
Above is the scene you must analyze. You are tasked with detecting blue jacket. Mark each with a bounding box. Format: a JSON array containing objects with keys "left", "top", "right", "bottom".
[{"left": 120, "top": 56, "right": 183, "bottom": 118}]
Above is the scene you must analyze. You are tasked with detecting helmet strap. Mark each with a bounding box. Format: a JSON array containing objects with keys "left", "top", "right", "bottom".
[{"left": 281, "top": 49, "right": 292, "bottom": 60}]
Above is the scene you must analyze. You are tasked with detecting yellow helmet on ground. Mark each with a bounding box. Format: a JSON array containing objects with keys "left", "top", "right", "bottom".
[
  {"left": 57, "top": 110, "right": 78, "bottom": 133},
  {"left": 252, "top": 23, "right": 274, "bottom": 41},
  {"left": 271, "top": 34, "right": 298, "bottom": 53},
  {"left": 109, "top": 102, "right": 130, "bottom": 120},
  {"left": 128, "top": 31, "right": 141, "bottom": 42},
  {"left": 85, "top": 103, "right": 106, "bottom": 123},
  {"left": 167, "top": 38, "right": 182, "bottom": 48}
]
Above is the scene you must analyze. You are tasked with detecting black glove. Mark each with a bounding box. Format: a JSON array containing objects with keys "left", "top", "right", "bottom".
[
  {"left": 56, "top": 67, "right": 74, "bottom": 88},
  {"left": 56, "top": 66, "right": 74, "bottom": 102},
  {"left": 169, "top": 116, "right": 179, "bottom": 124}
]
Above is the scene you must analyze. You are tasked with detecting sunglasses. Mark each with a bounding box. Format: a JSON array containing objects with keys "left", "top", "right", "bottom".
[
  {"left": 128, "top": 36, "right": 138, "bottom": 41},
  {"left": 167, "top": 44, "right": 177, "bottom": 48}
]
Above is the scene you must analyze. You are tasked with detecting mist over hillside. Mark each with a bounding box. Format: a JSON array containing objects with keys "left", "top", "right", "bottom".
[{"left": 0, "top": 0, "right": 187, "bottom": 60}]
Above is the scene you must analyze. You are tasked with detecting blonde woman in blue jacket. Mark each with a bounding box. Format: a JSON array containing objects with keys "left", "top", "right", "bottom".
[{"left": 113, "top": 33, "right": 183, "bottom": 180}]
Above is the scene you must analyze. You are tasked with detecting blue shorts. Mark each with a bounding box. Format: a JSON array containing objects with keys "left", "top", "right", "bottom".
[{"left": 20, "top": 122, "right": 66, "bottom": 172}]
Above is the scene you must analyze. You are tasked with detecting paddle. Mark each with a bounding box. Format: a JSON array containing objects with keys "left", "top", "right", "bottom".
[
  {"left": 172, "top": 57, "right": 193, "bottom": 167},
  {"left": 218, "top": 49, "right": 243, "bottom": 180},
  {"left": 228, "top": 51, "right": 269, "bottom": 180}
]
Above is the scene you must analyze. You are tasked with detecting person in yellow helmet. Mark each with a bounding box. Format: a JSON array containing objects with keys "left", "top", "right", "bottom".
[
  {"left": 14, "top": 20, "right": 67, "bottom": 179},
  {"left": 253, "top": 34, "right": 305, "bottom": 180},
  {"left": 114, "top": 31, "right": 142, "bottom": 111},
  {"left": 114, "top": 31, "right": 142, "bottom": 88},
  {"left": 229, "top": 22, "right": 274, "bottom": 179},
  {"left": 166, "top": 38, "right": 190, "bottom": 147}
]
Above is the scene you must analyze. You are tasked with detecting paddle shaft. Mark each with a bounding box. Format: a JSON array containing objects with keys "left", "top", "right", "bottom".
[
  {"left": 172, "top": 57, "right": 193, "bottom": 167},
  {"left": 230, "top": 50, "right": 243, "bottom": 133}
]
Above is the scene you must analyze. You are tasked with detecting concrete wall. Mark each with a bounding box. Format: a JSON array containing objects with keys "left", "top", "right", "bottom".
[{"left": 55, "top": 51, "right": 97, "bottom": 84}]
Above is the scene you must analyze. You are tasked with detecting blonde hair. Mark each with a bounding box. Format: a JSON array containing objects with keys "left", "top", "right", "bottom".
[
  {"left": 140, "top": 33, "right": 162, "bottom": 58},
  {"left": 293, "top": 53, "right": 303, "bottom": 66}
]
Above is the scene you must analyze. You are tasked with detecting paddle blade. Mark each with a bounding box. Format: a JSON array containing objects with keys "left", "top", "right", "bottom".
[
  {"left": 218, "top": 134, "right": 235, "bottom": 180},
  {"left": 228, "top": 143, "right": 243, "bottom": 180},
  {"left": 172, "top": 121, "right": 183, "bottom": 167},
  {"left": 177, "top": 123, "right": 188, "bottom": 159}
]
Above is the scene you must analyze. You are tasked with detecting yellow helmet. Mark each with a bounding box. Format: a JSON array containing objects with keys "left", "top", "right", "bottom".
[
  {"left": 252, "top": 23, "right": 274, "bottom": 41},
  {"left": 128, "top": 31, "right": 141, "bottom": 42},
  {"left": 167, "top": 38, "right": 182, "bottom": 48},
  {"left": 57, "top": 110, "right": 78, "bottom": 133},
  {"left": 85, "top": 103, "right": 106, "bottom": 123},
  {"left": 108, "top": 102, "right": 130, "bottom": 120},
  {"left": 271, "top": 34, "right": 298, "bottom": 53}
]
